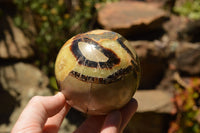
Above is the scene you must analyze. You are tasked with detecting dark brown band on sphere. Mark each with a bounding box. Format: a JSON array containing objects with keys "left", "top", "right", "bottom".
[
  {"left": 117, "top": 37, "right": 135, "bottom": 61},
  {"left": 70, "top": 37, "right": 120, "bottom": 69},
  {"left": 117, "top": 37, "right": 140, "bottom": 71},
  {"left": 69, "top": 65, "right": 134, "bottom": 84}
]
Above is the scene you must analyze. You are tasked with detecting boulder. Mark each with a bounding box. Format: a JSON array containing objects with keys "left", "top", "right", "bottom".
[
  {"left": 125, "top": 89, "right": 174, "bottom": 133},
  {"left": 178, "top": 20, "right": 200, "bottom": 42},
  {"left": 0, "top": 17, "right": 34, "bottom": 59},
  {"left": 176, "top": 42, "right": 200, "bottom": 75},
  {"left": 164, "top": 15, "right": 189, "bottom": 41},
  {"left": 134, "top": 90, "right": 174, "bottom": 113},
  {"left": 130, "top": 41, "right": 169, "bottom": 89},
  {"left": 0, "top": 62, "right": 49, "bottom": 96},
  {"left": 0, "top": 62, "right": 77, "bottom": 132},
  {"left": 97, "top": 1, "right": 168, "bottom": 39},
  {"left": 164, "top": 15, "right": 200, "bottom": 42},
  {"left": 0, "top": 62, "right": 50, "bottom": 132},
  {"left": 120, "top": 0, "right": 176, "bottom": 11}
]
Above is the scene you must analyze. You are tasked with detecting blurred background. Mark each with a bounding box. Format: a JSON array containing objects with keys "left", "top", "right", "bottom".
[{"left": 0, "top": 0, "right": 200, "bottom": 132}]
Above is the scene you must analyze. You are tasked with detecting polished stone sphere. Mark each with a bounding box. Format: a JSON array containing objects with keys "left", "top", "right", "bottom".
[{"left": 55, "top": 29, "right": 140, "bottom": 115}]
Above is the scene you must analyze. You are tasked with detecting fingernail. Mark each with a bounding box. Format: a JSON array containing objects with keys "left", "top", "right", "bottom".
[{"left": 55, "top": 92, "right": 64, "bottom": 98}]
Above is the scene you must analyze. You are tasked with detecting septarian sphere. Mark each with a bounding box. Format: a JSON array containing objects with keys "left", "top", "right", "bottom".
[{"left": 55, "top": 30, "right": 140, "bottom": 115}]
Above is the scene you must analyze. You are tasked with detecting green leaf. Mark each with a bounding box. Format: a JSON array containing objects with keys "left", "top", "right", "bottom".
[
  {"left": 192, "top": 123, "right": 200, "bottom": 133},
  {"left": 30, "top": 3, "right": 37, "bottom": 10},
  {"left": 14, "top": 16, "right": 22, "bottom": 26},
  {"left": 45, "top": 34, "right": 52, "bottom": 42},
  {"left": 193, "top": 92, "right": 199, "bottom": 99},
  {"left": 50, "top": 77, "right": 58, "bottom": 90}
]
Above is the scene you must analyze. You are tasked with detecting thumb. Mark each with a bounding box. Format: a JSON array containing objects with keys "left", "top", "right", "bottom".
[{"left": 12, "top": 92, "right": 67, "bottom": 133}]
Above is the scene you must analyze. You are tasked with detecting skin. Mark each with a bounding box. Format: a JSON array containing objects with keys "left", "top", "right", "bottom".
[{"left": 11, "top": 92, "right": 138, "bottom": 133}]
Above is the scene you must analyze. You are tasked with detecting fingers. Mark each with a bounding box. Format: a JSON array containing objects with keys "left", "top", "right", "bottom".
[
  {"left": 120, "top": 98, "right": 138, "bottom": 132},
  {"left": 43, "top": 103, "right": 71, "bottom": 133},
  {"left": 101, "top": 98, "right": 137, "bottom": 133},
  {"left": 74, "top": 115, "right": 106, "bottom": 133},
  {"left": 11, "top": 92, "right": 69, "bottom": 133},
  {"left": 74, "top": 98, "right": 138, "bottom": 133},
  {"left": 100, "top": 111, "right": 122, "bottom": 133}
]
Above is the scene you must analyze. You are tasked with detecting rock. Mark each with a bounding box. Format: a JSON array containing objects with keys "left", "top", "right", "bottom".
[
  {"left": 164, "top": 15, "right": 200, "bottom": 42},
  {"left": 147, "top": 0, "right": 175, "bottom": 9},
  {"left": 178, "top": 20, "right": 200, "bottom": 42},
  {"left": 134, "top": 90, "right": 174, "bottom": 113},
  {"left": 120, "top": 0, "right": 176, "bottom": 11},
  {"left": 0, "top": 62, "right": 49, "bottom": 96},
  {"left": 97, "top": 1, "right": 165, "bottom": 29},
  {"left": 125, "top": 89, "right": 174, "bottom": 133},
  {"left": 0, "top": 62, "right": 50, "bottom": 132},
  {"left": 97, "top": 1, "right": 168, "bottom": 39},
  {"left": 0, "top": 17, "right": 34, "bottom": 59},
  {"left": 130, "top": 41, "right": 168, "bottom": 89},
  {"left": 164, "top": 15, "right": 189, "bottom": 41},
  {"left": 176, "top": 42, "right": 200, "bottom": 75},
  {"left": 125, "top": 112, "right": 172, "bottom": 133},
  {"left": 0, "top": 62, "right": 77, "bottom": 132}
]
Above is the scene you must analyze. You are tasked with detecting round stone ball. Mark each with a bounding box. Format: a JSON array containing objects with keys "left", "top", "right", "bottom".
[{"left": 55, "top": 29, "right": 140, "bottom": 115}]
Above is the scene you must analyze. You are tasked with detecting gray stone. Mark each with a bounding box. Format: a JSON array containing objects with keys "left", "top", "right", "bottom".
[
  {"left": 164, "top": 15, "right": 189, "bottom": 41},
  {"left": 179, "top": 20, "right": 200, "bottom": 42},
  {"left": 130, "top": 41, "right": 169, "bottom": 89},
  {"left": 0, "top": 17, "right": 34, "bottom": 59},
  {"left": 0, "top": 62, "right": 50, "bottom": 132},
  {"left": 0, "top": 62, "right": 49, "bottom": 97},
  {"left": 0, "top": 62, "right": 77, "bottom": 132},
  {"left": 164, "top": 15, "right": 200, "bottom": 42},
  {"left": 176, "top": 42, "right": 200, "bottom": 75}
]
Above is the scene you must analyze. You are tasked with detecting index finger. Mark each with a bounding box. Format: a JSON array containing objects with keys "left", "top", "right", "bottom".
[{"left": 120, "top": 98, "right": 138, "bottom": 131}]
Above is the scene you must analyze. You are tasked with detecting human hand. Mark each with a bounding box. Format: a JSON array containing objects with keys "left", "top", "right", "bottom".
[
  {"left": 74, "top": 98, "right": 138, "bottom": 133},
  {"left": 12, "top": 92, "right": 137, "bottom": 133}
]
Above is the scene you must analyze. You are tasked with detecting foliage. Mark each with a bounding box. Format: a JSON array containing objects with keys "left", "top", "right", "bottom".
[
  {"left": 174, "top": 0, "right": 200, "bottom": 20},
  {"left": 14, "top": 0, "right": 118, "bottom": 90},
  {"left": 168, "top": 76, "right": 200, "bottom": 133}
]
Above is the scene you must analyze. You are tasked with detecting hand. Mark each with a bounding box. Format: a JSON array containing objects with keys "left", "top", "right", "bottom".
[{"left": 12, "top": 92, "right": 138, "bottom": 133}]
